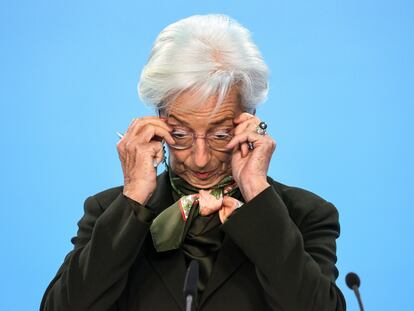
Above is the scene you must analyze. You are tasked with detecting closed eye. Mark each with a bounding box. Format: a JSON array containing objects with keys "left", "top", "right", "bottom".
[
  {"left": 210, "top": 132, "right": 233, "bottom": 140},
  {"left": 171, "top": 130, "right": 191, "bottom": 139}
]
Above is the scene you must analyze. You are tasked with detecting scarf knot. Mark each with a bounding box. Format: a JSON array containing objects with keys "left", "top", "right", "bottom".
[{"left": 150, "top": 172, "right": 243, "bottom": 252}]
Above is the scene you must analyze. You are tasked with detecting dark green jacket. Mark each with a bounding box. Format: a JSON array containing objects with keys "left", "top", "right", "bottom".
[{"left": 40, "top": 171, "right": 346, "bottom": 310}]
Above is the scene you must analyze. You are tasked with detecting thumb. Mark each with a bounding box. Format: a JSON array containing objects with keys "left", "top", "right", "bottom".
[{"left": 219, "top": 197, "right": 243, "bottom": 223}]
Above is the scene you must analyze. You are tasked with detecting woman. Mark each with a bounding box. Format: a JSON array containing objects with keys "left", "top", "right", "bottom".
[{"left": 41, "top": 14, "right": 346, "bottom": 311}]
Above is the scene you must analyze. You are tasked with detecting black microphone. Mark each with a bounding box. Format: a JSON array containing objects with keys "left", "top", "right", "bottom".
[
  {"left": 183, "top": 260, "right": 199, "bottom": 311},
  {"left": 346, "top": 272, "right": 364, "bottom": 311}
]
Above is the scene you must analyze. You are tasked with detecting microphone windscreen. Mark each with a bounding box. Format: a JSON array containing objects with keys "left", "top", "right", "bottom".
[
  {"left": 346, "top": 272, "right": 361, "bottom": 289},
  {"left": 183, "top": 260, "right": 199, "bottom": 298}
]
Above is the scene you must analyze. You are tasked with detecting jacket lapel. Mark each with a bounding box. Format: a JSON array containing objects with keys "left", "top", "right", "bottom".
[
  {"left": 147, "top": 248, "right": 187, "bottom": 311},
  {"left": 199, "top": 235, "right": 247, "bottom": 307},
  {"left": 145, "top": 171, "right": 186, "bottom": 310}
]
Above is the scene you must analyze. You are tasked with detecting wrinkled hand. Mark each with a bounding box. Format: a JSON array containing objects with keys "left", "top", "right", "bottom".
[
  {"left": 226, "top": 113, "right": 276, "bottom": 202},
  {"left": 116, "top": 117, "right": 175, "bottom": 205},
  {"left": 198, "top": 190, "right": 242, "bottom": 223}
]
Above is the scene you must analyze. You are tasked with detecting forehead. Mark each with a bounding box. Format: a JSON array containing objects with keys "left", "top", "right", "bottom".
[{"left": 166, "top": 87, "right": 242, "bottom": 125}]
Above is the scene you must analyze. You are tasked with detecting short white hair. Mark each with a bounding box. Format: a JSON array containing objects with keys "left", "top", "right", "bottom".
[{"left": 138, "top": 14, "right": 269, "bottom": 112}]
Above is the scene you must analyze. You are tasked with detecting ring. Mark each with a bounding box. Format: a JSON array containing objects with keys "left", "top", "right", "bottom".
[
  {"left": 256, "top": 121, "right": 267, "bottom": 135},
  {"left": 256, "top": 122, "right": 267, "bottom": 135},
  {"left": 247, "top": 142, "right": 254, "bottom": 150}
]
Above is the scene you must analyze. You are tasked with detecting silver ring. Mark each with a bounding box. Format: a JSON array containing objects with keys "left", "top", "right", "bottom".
[
  {"left": 256, "top": 121, "right": 267, "bottom": 135},
  {"left": 247, "top": 142, "right": 254, "bottom": 150}
]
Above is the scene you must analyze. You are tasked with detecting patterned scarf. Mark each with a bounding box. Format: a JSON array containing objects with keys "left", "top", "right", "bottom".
[{"left": 149, "top": 171, "right": 244, "bottom": 253}]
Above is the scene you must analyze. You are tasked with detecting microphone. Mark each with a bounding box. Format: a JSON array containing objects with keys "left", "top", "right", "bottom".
[
  {"left": 346, "top": 272, "right": 364, "bottom": 311},
  {"left": 183, "top": 260, "right": 199, "bottom": 311}
]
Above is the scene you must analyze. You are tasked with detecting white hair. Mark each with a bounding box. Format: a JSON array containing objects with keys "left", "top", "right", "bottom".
[{"left": 138, "top": 14, "right": 269, "bottom": 112}]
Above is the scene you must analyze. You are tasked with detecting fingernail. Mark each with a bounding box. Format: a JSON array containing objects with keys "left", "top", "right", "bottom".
[{"left": 152, "top": 159, "right": 158, "bottom": 167}]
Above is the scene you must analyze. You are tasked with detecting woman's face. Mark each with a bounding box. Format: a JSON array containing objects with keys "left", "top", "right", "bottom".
[{"left": 165, "top": 87, "right": 243, "bottom": 188}]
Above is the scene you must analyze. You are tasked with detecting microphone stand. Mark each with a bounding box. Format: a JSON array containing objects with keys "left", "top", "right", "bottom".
[
  {"left": 183, "top": 260, "right": 199, "bottom": 311},
  {"left": 352, "top": 285, "right": 364, "bottom": 311},
  {"left": 346, "top": 272, "right": 364, "bottom": 311},
  {"left": 186, "top": 295, "right": 194, "bottom": 311}
]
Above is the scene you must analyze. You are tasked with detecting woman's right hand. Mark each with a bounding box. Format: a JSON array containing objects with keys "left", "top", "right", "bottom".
[{"left": 116, "top": 117, "right": 175, "bottom": 205}]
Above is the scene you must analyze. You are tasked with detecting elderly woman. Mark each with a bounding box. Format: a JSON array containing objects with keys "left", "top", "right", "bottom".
[{"left": 41, "top": 14, "right": 346, "bottom": 311}]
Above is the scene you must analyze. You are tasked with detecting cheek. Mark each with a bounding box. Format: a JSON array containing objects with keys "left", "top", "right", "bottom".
[
  {"left": 214, "top": 152, "right": 232, "bottom": 166},
  {"left": 167, "top": 148, "right": 189, "bottom": 170}
]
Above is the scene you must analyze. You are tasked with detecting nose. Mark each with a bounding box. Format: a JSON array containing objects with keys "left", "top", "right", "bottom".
[{"left": 192, "top": 137, "right": 211, "bottom": 169}]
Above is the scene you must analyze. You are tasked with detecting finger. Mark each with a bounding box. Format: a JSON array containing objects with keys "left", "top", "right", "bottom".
[
  {"left": 198, "top": 190, "right": 223, "bottom": 216},
  {"left": 125, "top": 117, "right": 172, "bottom": 140},
  {"left": 230, "top": 140, "right": 251, "bottom": 159},
  {"left": 233, "top": 119, "right": 260, "bottom": 137},
  {"left": 117, "top": 144, "right": 126, "bottom": 164},
  {"left": 222, "top": 196, "right": 242, "bottom": 209},
  {"left": 124, "top": 145, "right": 136, "bottom": 172},
  {"left": 126, "top": 135, "right": 163, "bottom": 154},
  {"left": 122, "top": 121, "right": 174, "bottom": 146},
  {"left": 120, "top": 118, "right": 138, "bottom": 141},
  {"left": 152, "top": 143, "right": 165, "bottom": 167},
  {"left": 231, "top": 143, "right": 242, "bottom": 162},
  {"left": 135, "top": 116, "right": 171, "bottom": 130},
  {"left": 241, "top": 142, "right": 249, "bottom": 157},
  {"left": 117, "top": 132, "right": 130, "bottom": 160},
  {"left": 226, "top": 132, "right": 264, "bottom": 149},
  {"left": 127, "top": 139, "right": 163, "bottom": 168},
  {"left": 137, "top": 124, "right": 176, "bottom": 145},
  {"left": 136, "top": 119, "right": 173, "bottom": 142},
  {"left": 150, "top": 141, "right": 164, "bottom": 167},
  {"left": 231, "top": 116, "right": 259, "bottom": 157},
  {"left": 233, "top": 112, "right": 256, "bottom": 125},
  {"left": 117, "top": 118, "right": 141, "bottom": 157},
  {"left": 219, "top": 197, "right": 242, "bottom": 223}
]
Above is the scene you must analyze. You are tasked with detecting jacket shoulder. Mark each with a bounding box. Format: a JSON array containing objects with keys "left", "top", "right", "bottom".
[
  {"left": 89, "top": 185, "right": 124, "bottom": 209},
  {"left": 267, "top": 176, "right": 338, "bottom": 227},
  {"left": 268, "top": 177, "right": 330, "bottom": 207}
]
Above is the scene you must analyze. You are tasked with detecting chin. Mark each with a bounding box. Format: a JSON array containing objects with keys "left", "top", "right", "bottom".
[{"left": 183, "top": 171, "right": 228, "bottom": 189}]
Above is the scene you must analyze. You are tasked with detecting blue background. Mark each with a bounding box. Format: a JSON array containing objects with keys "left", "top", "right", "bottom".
[{"left": 1, "top": 1, "right": 413, "bottom": 310}]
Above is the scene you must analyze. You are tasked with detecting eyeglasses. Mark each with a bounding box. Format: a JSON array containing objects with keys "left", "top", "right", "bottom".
[{"left": 168, "top": 128, "right": 233, "bottom": 151}]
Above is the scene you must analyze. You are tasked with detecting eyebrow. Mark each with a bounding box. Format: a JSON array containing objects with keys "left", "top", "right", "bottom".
[
  {"left": 167, "top": 114, "right": 191, "bottom": 126},
  {"left": 168, "top": 114, "right": 234, "bottom": 126}
]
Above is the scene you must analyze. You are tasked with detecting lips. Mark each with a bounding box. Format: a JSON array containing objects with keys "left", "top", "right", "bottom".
[{"left": 192, "top": 170, "right": 214, "bottom": 180}]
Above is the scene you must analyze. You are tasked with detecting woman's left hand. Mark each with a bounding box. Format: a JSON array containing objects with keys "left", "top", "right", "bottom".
[{"left": 226, "top": 113, "right": 276, "bottom": 202}]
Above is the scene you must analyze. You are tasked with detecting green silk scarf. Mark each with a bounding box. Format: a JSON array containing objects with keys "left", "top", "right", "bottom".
[{"left": 149, "top": 170, "right": 240, "bottom": 252}]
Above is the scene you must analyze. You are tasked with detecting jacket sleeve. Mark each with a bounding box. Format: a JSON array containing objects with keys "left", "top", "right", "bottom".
[
  {"left": 40, "top": 193, "right": 157, "bottom": 311},
  {"left": 222, "top": 186, "right": 346, "bottom": 311}
]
